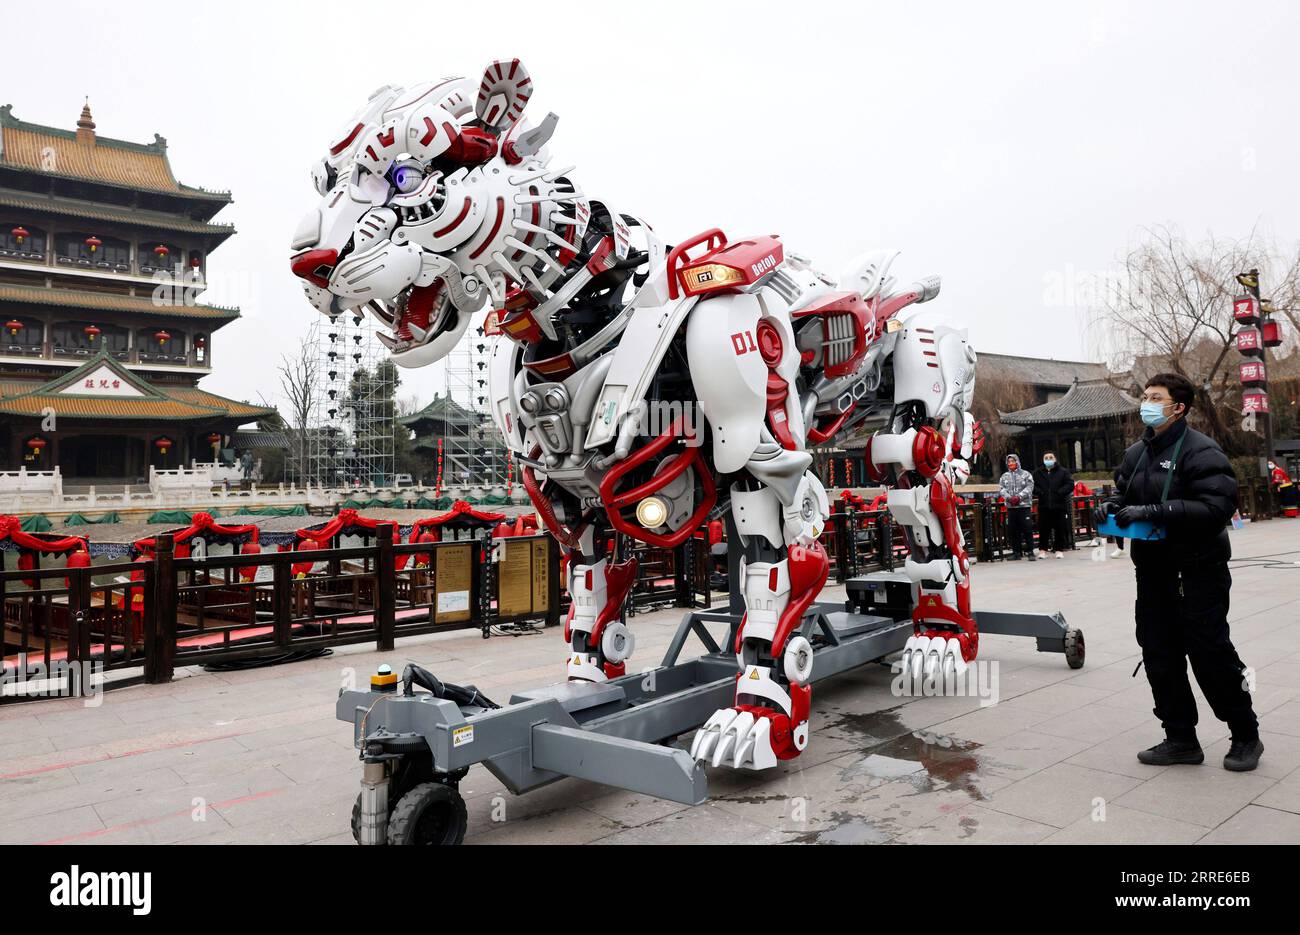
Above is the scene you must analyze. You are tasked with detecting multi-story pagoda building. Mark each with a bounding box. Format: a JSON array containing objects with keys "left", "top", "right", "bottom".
[{"left": 0, "top": 101, "right": 272, "bottom": 482}]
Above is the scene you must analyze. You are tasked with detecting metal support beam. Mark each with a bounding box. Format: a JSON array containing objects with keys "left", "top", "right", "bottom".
[{"left": 532, "top": 724, "right": 708, "bottom": 805}]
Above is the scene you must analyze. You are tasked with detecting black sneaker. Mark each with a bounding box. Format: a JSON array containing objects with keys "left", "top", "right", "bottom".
[
  {"left": 1223, "top": 738, "right": 1264, "bottom": 772},
  {"left": 1137, "top": 738, "right": 1204, "bottom": 766}
]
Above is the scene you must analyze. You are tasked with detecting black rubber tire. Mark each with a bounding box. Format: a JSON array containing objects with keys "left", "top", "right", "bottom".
[
  {"left": 386, "top": 782, "right": 468, "bottom": 846},
  {"left": 350, "top": 793, "right": 369, "bottom": 845},
  {"left": 1064, "top": 628, "right": 1085, "bottom": 669}
]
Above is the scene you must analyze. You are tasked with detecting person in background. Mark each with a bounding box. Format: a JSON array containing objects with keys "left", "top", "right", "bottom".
[
  {"left": 1269, "top": 460, "right": 1298, "bottom": 517},
  {"left": 1094, "top": 373, "right": 1261, "bottom": 772},
  {"left": 1032, "top": 450, "right": 1075, "bottom": 558},
  {"left": 999, "top": 452, "right": 1036, "bottom": 561}
]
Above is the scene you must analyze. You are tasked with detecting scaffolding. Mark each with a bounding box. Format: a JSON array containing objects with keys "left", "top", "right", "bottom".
[
  {"left": 427, "top": 323, "right": 505, "bottom": 490},
  {"left": 303, "top": 311, "right": 395, "bottom": 488}
]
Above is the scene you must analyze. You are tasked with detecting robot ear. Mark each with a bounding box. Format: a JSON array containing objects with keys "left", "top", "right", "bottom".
[{"left": 476, "top": 59, "right": 532, "bottom": 131}]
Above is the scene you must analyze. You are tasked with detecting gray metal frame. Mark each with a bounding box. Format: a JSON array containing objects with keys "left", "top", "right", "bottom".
[{"left": 337, "top": 570, "right": 1079, "bottom": 835}]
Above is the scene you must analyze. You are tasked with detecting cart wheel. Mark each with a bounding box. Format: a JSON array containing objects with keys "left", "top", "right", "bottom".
[
  {"left": 1064, "top": 628, "right": 1085, "bottom": 669},
  {"left": 350, "top": 793, "right": 364, "bottom": 844},
  {"left": 350, "top": 792, "right": 392, "bottom": 845},
  {"left": 387, "top": 782, "right": 468, "bottom": 845}
]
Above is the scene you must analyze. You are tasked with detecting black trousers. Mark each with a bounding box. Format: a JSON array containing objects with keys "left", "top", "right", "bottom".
[
  {"left": 1037, "top": 506, "right": 1073, "bottom": 551},
  {"left": 1133, "top": 552, "right": 1257, "bottom": 742},
  {"left": 1006, "top": 507, "right": 1034, "bottom": 556}
]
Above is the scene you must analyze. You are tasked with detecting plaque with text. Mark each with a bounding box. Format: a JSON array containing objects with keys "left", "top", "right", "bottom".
[{"left": 434, "top": 544, "right": 473, "bottom": 623}]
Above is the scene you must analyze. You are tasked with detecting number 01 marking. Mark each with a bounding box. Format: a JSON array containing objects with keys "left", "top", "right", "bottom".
[{"left": 731, "top": 331, "right": 757, "bottom": 355}]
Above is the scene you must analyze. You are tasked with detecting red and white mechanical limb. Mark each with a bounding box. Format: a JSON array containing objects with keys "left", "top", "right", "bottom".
[
  {"left": 564, "top": 554, "right": 639, "bottom": 681},
  {"left": 689, "top": 469, "right": 830, "bottom": 769},
  {"left": 863, "top": 312, "right": 980, "bottom": 683}
]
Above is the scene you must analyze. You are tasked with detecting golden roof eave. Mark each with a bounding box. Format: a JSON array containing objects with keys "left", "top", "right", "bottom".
[
  {"left": 0, "top": 189, "right": 236, "bottom": 237},
  {"left": 0, "top": 284, "right": 240, "bottom": 320}
]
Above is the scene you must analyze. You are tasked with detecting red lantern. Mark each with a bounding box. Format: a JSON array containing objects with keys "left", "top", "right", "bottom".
[
  {"left": 435, "top": 437, "right": 444, "bottom": 499},
  {"left": 1233, "top": 295, "right": 1260, "bottom": 324},
  {"left": 5, "top": 319, "right": 21, "bottom": 336},
  {"left": 1236, "top": 328, "right": 1262, "bottom": 357},
  {"left": 26, "top": 436, "right": 46, "bottom": 455},
  {"left": 153, "top": 244, "right": 169, "bottom": 259},
  {"left": 1243, "top": 391, "right": 1270, "bottom": 415},
  {"left": 83, "top": 324, "right": 101, "bottom": 341},
  {"left": 154, "top": 437, "right": 172, "bottom": 455},
  {"left": 84, "top": 235, "right": 102, "bottom": 254},
  {"left": 154, "top": 330, "right": 171, "bottom": 345},
  {"left": 414, "top": 531, "right": 437, "bottom": 568},
  {"left": 64, "top": 548, "right": 91, "bottom": 590},
  {"left": 238, "top": 541, "right": 262, "bottom": 582},
  {"left": 1261, "top": 320, "right": 1283, "bottom": 348},
  {"left": 1240, "top": 361, "right": 1267, "bottom": 387},
  {"left": 11, "top": 226, "right": 29, "bottom": 245}
]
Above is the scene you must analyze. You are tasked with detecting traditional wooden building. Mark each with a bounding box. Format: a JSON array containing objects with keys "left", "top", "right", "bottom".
[
  {"left": 0, "top": 101, "right": 272, "bottom": 482},
  {"left": 998, "top": 377, "right": 1140, "bottom": 472},
  {"left": 399, "top": 392, "right": 507, "bottom": 486}
]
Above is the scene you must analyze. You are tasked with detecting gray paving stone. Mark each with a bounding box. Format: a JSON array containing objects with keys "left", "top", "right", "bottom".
[
  {"left": 895, "top": 802, "right": 1057, "bottom": 844},
  {"left": 1115, "top": 764, "right": 1278, "bottom": 828},
  {"left": 982, "top": 762, "right": 1144, "bottom": 828},
  {"left": 1197, "top": 804, "right": 1300, "bottom": 844},
  {"left": 1040, "top": 803, "right": 1206, "bottom": 844}
]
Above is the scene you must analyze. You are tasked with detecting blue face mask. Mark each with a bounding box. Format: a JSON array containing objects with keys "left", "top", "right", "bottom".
[
  {"left": 1140, "top": 402, "right": 1171, "bottom": 427},
  {"left": 1043, "top": 458, "right": 1055, "bottom": 468}
]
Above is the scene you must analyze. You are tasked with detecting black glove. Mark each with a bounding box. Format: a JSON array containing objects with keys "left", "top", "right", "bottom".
[
  {"left": 1092, "top": 501, "right": 1116, "bottom": 527},
  {"left": 1115, "top": 504, "right": 1163, "bottom": 527}
]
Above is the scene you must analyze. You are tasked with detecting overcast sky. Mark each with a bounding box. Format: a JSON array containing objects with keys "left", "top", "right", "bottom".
[{"left": 6, "top": 0, "right": 1298, "bottom": 412}]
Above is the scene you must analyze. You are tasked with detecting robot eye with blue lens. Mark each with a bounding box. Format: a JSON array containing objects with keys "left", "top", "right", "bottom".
[{"left": 388, "top": 159, "right": 425, "bottom": 194}]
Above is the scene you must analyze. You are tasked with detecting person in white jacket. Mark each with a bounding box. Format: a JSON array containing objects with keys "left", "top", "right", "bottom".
[{"left": 998, "top": 452, "right": 1036, "bottom": 561}]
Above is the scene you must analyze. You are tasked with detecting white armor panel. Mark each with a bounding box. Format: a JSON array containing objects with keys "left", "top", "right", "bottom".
[
  {"left": 738, "top": 559, "right": 791, "bottom": 647},
  {"left": 567, "top": 558, "right": 607, "bottom": 637},
  {"left": 730, "top": 483, "right": 784, "bottom": 550},
  {"left": 685, "top": 293, "right": 768, "bottom": 473},
  {"left": 583, "top": 269, "right": 698, "bottom": 450},
  {"left": 488, "top": 335, "right": 526, "bottom": 452},
  {"left": 886, "top": 485, "right": 944, "bottom": 546},
  {"left": 892, "top": 309, "right": 975, "bottom": 421}
]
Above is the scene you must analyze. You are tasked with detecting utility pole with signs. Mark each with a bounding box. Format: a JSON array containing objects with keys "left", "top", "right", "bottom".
[{"left": 1234, "top": 269, "right": 1284, "bottom": 516}]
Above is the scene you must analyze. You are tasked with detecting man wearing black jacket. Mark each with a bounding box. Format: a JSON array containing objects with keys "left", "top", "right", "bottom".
[
  {"left": 1032, "top": 450, "right": 1075, "bottom": 558},
  {"left": 1095, "top": 373, "right": 1262, "bottom": 771}
]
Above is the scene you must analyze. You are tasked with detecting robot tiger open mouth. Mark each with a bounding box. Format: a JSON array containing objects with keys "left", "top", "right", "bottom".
[{"left": 291, "top": 59, "right": 982, "bottom": 771}]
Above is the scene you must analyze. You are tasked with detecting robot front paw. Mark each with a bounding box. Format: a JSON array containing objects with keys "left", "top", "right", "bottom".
[
  {"left": 689, "top": 705, "right": 808, "bottom": 770},
  {"left": 898, "top": 634, "right": 969, "bottom": 685}
]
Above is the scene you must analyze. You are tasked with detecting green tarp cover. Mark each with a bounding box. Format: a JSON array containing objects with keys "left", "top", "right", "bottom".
[
  {"left": 146, "top": 510, "right": 194, "bottom": 525},
  {"left": 19, "top": 514, "right": 52, "bottom": 533},
  {"left": 228, "top": 505, "right": 308, "bottom": 517},
  {"left": 63, "top": 512, "right": 122, "bottom": 526}
]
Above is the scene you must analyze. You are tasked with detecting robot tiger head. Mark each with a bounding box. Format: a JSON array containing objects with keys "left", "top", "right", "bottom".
[{"left": 289, "top": 60, "right": 579, "bottom": 368}]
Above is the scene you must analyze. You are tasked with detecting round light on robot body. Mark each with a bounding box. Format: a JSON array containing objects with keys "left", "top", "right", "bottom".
[{"left": 636, "top": 496, "right": 669, "bottom": 529}]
